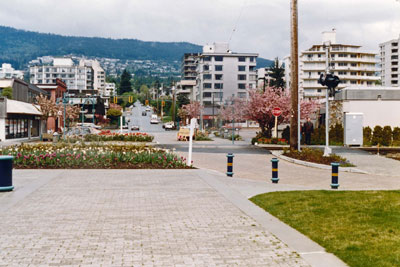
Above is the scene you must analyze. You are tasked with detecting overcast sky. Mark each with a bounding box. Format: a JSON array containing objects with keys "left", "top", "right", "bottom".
[{"left": 0, "top": 0, "right": 399, "bottom": 59}]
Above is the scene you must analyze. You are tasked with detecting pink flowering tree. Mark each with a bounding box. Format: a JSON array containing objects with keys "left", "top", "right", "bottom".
[
  {"left": 245, "top": 88, "right": 319, "bottom": 138},
  {"left": 182, "top": 101, "right": 203, "bottom": 119},
  {"left": 219, "top": 97, "right": 247, "bottom": 122}
]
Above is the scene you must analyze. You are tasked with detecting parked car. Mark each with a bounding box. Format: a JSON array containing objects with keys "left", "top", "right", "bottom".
[
  {"left": 163, "top": 121, "right": 176, "bottom": 130},
  {"left": 145, "top": 106, "right": 152, "bottom": 112},
  {"left": 131, "top": 125, "right": 140, "bottom": 131},
  {"left": 122, "top": 124, "right": 129, "bottom": 129},
  {"left": 142, "top": 111, "right": 147, "bottom": 116}
]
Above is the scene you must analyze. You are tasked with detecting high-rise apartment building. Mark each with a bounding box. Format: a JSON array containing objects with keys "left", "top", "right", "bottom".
[
  {"left": 29, "top": 57, "right": 105, "bottom": 96},
  {"left": 195, "top": 43, "right": 257, "bottom": 122},
  {"left": 380, "top": 35, "right": 400, "bottom": 87},
  {"left": 286, "top": 31, "right": 379, "bottom": 99},
  {"left": 0, "top": 63, "right": 24, "bottom": 79}
]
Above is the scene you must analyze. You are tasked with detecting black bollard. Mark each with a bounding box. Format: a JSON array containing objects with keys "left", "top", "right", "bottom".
[
  {"left": 0, "top": 155, "right": 14, "bottom": 192},
  {"left": 331, "top": 162, "right": 340, "bottom": 189},
  {"left": 226, "top": 153, "right": 234, "bottom": 177},
  {"left": 271, "top": 158, "right": 279, "bottom": 183}
]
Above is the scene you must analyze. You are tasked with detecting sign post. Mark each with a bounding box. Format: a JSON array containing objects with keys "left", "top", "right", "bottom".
[
  {"left": 272, "top": 108, "right": 282, "bottom": 138},
  {"left": 187, "top": 118, "right": 196, "bottom": 167}
]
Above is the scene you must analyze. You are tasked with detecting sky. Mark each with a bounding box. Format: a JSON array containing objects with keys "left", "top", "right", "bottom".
[{"left": 0, "top": 0, "right": 399, "bottom": 60}]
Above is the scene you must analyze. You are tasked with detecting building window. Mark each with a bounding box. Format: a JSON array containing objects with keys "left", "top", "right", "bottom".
[
  {"left": 203, "top": 83, "right": 212, "bottom": 89},
  {"left": 238, "top": 56, "right": 246, "bottom": 62},
  {"left": 238, "top": 66, "right": 246, "bottom": 71},
  {"left": 338, "top": 63, "right": 348, "bottom": 66},
  {"left": 203, "top": 92, "right": 212, "bottom": 98},
  {"left": 215, "top": 65, "right": 223, "bottom": 71},
  {"left": 203, "top": 74, "right": 212, "bottom": 80},
  {"left": 215, "top": 74, "right": 223, "bottom": 80},
  {"left": 351, "top": 81, "right": 357, "bottom": 84},
  {"left": 350, "top": 72, "right": 357, "bottom": 75},
  {"left": 214, "top": 83, "right": 223, "bottom": 89},
  {"left": 203, "top": 65, "right": 209, "bottom": 71},
  {"left": 238, "top": 75, "right": 246, "bottom": 80},
  {"left": 215, "top": 56, "right": 223, "bottom": 62},
  {"left": 203, "top": 56, "right": 211, "bottom": 62},
  {"left": 238, "top": 83, "right": 246, "bottom": 89},
  {"left": 351, "top": 63, "right": 357, "bottom": 67},
  {"left": 249, "top": 66, "right": 255, "bottom": 71},
  {"left": 249, "top": 57, "right": 255, "bottom": 62}
]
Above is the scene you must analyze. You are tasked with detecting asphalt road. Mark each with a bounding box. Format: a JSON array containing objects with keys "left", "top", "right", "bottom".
[{"left": 124, "top": 101, "right": 164, "bottom": 133}]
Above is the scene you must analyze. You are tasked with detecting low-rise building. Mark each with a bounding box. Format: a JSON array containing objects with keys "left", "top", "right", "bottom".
[{"left": 0, "top": 63, "right": 24, "bottom": 79}]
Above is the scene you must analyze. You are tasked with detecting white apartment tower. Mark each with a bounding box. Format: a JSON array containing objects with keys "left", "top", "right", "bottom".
[
  {"left": 29, "top": 57, "right": 105, "bottom": 96},
  {"left": 287, "top": 31, "right": 379, "bottom": 99},
  {"left": 195, "top": 43, "right": 257, "bottom": 113},
  {"left": 380, "top": 35, "right": 400, "bottom": 87}
]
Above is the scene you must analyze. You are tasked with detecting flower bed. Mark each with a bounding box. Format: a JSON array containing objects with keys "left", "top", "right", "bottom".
[
  {"left": 0, "top": 143, "right": 189, "bottom": 169},
  {"left": 283, "top": 148, "right": 354, "bottom": 167},
  {"left": 64, "top": 131, "right": 154, "bottom": 142}
]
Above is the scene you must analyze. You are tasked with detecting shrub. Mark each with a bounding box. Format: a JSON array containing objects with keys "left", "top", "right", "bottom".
[
  {"left": 283, "top": 148, "right": 355, "bottom": 167},
  {"left": 195, "top": 131, "right": 212, "bottom": 141},
  {"left": 363, "top": 126, "right": 372, "bottom": 146},
  {"left": 311, "top": 126, "right": 325, "bottom": 145},
  {"left": 371, "top": 126, "right": 383, "bottom": 146},
  {"left": 382, "top": 126, "right": 392, "bottom": 146},
  {"left": 282, "top": 126, "right": 290, "bottom": 143},
  {"left": 393, "top": 127, "right": 400, "bottom": 142},
  {"left": 329, "top": 123, "right": 344, "bottom": 145}
]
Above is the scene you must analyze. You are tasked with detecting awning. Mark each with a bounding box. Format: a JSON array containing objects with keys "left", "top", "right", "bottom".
[{"left": 6, "top": 99, "right": 42, "bottom": 116}]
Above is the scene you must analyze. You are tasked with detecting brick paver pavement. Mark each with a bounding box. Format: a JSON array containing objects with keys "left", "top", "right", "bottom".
[{"left": 0, "top": 170, "right": 309, "bottom": 267}]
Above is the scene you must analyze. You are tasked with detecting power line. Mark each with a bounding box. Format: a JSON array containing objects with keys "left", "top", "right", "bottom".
[{"left": 228, "top": 0, "right": 247, "bottom": 46}]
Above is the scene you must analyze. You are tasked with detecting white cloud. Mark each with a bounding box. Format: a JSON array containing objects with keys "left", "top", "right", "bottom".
[{"left": 0, "top": 0, "right": 399, "bottom": 59}]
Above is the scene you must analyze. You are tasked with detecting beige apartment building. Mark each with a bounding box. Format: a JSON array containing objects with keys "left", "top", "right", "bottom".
[{"left": 380, "top": 35, "right": 400, "bottom": 87}]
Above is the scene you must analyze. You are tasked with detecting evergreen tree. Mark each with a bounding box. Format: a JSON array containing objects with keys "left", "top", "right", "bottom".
[
  {"left": 177, "top": 94, "right": 190, "bottom": 108},
  {"left": 268, "top": 58, "right": 285, "bottom": 90},
  {"left": 119, "top": 69, "right": 132, "bottom": 95}
]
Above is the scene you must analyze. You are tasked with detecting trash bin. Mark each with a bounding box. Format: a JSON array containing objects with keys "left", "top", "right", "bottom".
[
  {"left": 53, "top": 132, "right": 59, "bottom": 143},
  {"left": 0, "top": 155, "right": 14, "bottom": 192}
]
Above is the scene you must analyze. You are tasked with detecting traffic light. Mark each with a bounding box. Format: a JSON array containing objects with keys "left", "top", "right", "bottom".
[
  {"left": 318, "top": 73, "right": 341, "bottom": 97},
  {"left": 128, "top": 96, "right": 133, "bottom": 103},
  {"left": 113, "top": 96, "right": 117, "bottom": 104},
  {"left": 162, "top": 100, "right": 165, "bottom": 107},
  {"left": 145, "top": 99, "right": 149, "bottom": 105}
]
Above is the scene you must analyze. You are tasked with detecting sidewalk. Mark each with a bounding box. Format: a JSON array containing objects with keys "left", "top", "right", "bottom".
[{"left": 0, "top": 169, "right": 345, "bottom": 266}]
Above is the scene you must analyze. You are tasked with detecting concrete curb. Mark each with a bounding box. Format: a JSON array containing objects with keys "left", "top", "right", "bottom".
[
  {"left": 197, "top": 169, "right": 348, "bottom": 267},
  {"left": 271, "top": 151, "right": 368, "bottom": 174}
]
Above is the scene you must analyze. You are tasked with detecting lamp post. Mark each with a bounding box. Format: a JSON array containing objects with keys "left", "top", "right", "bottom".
[{"left": 171, "top": 85, "right": 176, "bottom": 124}]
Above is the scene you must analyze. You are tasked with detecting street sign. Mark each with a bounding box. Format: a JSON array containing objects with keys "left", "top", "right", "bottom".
[{"left": 272, "top": 107, "right": 282, "bottom": 117}]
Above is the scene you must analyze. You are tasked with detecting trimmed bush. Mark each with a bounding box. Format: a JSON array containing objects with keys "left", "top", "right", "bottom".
[
  {"left": 393, "top": 127, "right": 400, "bottom": 142},
  {"left": 371, "top": 126, "right": 383, "bottom": 146},
  {"left": 382, "top": 126, "right": 392, "bottom": 146},
  {"left": 329, "top": 123, "right": 344, "bottom": 145},
  {"left": 363, "top": 126, "right": 372, "bottom": 146}
]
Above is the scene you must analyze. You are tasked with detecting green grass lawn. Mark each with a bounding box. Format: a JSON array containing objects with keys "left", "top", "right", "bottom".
[
  {"left": 250, "top": 191, "right": 400, "bottom": 267},
  {"left": 162, "top": 116, "right": 172, "bottom": 123}
]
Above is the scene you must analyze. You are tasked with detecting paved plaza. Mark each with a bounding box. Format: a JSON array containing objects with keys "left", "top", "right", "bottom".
[{"left": 0, "top": 169, "right": 347, "bottom": 267}]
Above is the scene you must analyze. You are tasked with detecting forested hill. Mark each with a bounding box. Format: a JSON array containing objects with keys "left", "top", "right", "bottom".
[{"left": 0, "top": 26, "right": 273, "bottom": 69}]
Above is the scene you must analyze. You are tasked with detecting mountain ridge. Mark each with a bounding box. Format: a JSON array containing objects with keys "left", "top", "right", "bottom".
[{"left": 0, "top": 25, "right": 273, "bottom": 71}]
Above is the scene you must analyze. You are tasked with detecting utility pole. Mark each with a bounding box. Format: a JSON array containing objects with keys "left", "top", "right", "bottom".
[{"left": 290, "top": 0, "right": 299, "bottom": 150}]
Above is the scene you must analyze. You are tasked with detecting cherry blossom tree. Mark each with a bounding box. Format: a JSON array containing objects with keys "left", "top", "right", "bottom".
[
  {"left": 35, "top": 94, "right": 58, "bottom": 120},
  {"left": 245, "top": 88, "right": 319, "bottom": 138},
  {"left": 219, "top": 97, "right": 247, "bottom": 122},
  {"left": 182, "top": 101, "right": 203, "bottom": 119}
]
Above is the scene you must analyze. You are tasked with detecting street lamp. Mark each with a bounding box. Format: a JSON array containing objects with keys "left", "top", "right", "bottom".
[{"left": 171, "top": 85, "right": 176, "bottom": 124}]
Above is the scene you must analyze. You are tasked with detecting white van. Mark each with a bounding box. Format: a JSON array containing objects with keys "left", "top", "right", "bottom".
[{"left": 150, "top": 114, "right": 158, "bottom": 124}]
